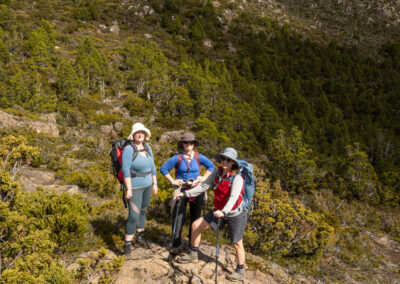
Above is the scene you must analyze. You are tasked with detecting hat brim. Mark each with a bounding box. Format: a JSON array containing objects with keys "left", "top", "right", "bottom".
[
  {"left": 215, "top": 154, "right": 238, "bottom": 167},
  {"left": 128, "top": 129, "right": 151, "bottom": 140},
  {"left": 178, "top": 140, "right": 199, "bottom": 148}
]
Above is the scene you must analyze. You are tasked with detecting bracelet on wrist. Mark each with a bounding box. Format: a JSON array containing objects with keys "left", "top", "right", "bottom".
[
  {"left": 171, "top": 179, "right": 175, "bottom": 184},
  {"left": 153, "top": 182, "right": 158, "bottom": 185}
]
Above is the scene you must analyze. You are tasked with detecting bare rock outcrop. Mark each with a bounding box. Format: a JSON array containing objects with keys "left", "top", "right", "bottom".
[
  {"left": 18, "top": 168, "right": 56, "bottom": 192},
  {"left": 18, "top": 168, "right": 79, "bottom": 194},
  {"left": 0, "top": 110, "right": 59, "bottom": 137},
  {"left": 159, "top": 130, "right": 186, "bottom": 144},
  {"left": 110, "top": 21, "right": 120, "bottom": 34},
  {"left": 114, "top": 241, "right": 297, "bottom": 284}
]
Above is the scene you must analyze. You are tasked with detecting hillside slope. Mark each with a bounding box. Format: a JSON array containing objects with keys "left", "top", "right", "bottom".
[{"left": 0, "top": 0, "right": 400, "bottom": 283}]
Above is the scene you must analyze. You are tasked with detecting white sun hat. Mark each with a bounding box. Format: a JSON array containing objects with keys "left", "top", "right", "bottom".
[{"left": 127, "top": 122, "right": 151, "bottom": 140}]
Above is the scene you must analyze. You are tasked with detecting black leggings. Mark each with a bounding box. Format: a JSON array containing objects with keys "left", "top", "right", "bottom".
[{"left": 171, "top": 193, "right": 204, "bottom": 248}]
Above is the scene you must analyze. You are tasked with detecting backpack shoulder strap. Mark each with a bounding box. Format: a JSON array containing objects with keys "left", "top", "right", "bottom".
[
  {"left": 194, "top": 152, "right": 200, "bottom": 167},
  {"left": 124, "top": 141, "right": 139, "bottom": 163},
  {"left": 143, "top": 143, "right": 152, "bottom": 157},
  {"left": 213, "top": 168, "right": 221, "bottom": 190},
  {"left": 175, "top": 153, "right": 184, "bottom": 170}
]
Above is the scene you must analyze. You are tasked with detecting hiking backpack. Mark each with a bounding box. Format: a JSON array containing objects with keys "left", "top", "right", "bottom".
[
  {"left": 236, "top": 159, "right": 257, "bottom": 212},
  {"left": 110, "top": 139, "right": 151, "bottom": 207}
]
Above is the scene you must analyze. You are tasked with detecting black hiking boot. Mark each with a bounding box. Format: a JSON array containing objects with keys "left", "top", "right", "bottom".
[
  {"left": 136, "top": 231, "right": 146, "bottom": 247},
  {"left": 123, "top": 242, "right": 132, "bottom": 259}
]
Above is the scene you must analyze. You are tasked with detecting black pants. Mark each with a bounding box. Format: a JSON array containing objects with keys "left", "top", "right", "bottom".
[{"left": 171, "top": 193, "right": 204, "bottom": 248}]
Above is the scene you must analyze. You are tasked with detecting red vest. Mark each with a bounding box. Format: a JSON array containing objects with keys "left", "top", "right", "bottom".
[{"left": 213, "top": 168, "right": 243, "bottom": 211}]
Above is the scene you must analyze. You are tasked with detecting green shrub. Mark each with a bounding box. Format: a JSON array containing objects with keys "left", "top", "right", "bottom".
[
  {"left": 1, "top": 171, "right": 77, "bottom": 282},
  {"left": 267, "top": 127, "right": 319, "bottom": 193},
  {"left": 92, "top": 112, "right": 121, "bottom": 125},
  {"left": 63, "top": 164, "right": 118, "bottom": 198},
  {"left": 0, "top": 168, "right": 21, "bottom": 204},
  {"left": 245, "top": 178, "right": 334, "bottom": 261},
  {"left": 0, "top": 134, "right": 43, "bottom": 174},
  {"left": 337, "top": 143, "right": 380, "bottom": 203},
  {"left": 74, "top": 247, "right": 124, "bottom": 283},
  {"left": 123, "top": 93, "right": 153, "bottom": 117},
  {"left": 1, "top": 253, "right": 72, "bottom": 284},
  {"left": 17, "top": 188, "right": 91, "bottom": 251}
]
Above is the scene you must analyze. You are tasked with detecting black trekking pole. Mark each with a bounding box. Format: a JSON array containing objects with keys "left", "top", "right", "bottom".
[
  {"left": 121, "top": 184, "right": 128, "bottom": 208},
  {"left": 168, "top": 197, "right": 182, "bottom": 260},
  {"left": 215, "top": 218, "right": 221, "bottom": 283}
]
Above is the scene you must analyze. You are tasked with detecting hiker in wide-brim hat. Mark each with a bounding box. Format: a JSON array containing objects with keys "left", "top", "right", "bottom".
[
  {"left": 177, "top": 132, "right": 199, "bottom": 149},
  {"left": 128, "top": 122, "right": 151, "bottom": 140},
  {"left": 122, "top": 122, "right": 157, "bottom": 258},
  {"left": 174, "top": 147, "right": 248, "bottom": 282},
  {"left": 215, "top": 147, "right": 239, "bottom": 169},
  {"left": 160, "top": 132, "right": 214, "bottom": 255}
]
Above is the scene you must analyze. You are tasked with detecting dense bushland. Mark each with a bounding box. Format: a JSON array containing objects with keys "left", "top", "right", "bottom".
[{"left": 0, "top": 0, "right": 399, "bottom": 281}]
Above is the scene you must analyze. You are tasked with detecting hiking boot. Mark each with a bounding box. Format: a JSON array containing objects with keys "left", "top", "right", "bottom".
[
  {"left": 226, "top": 268, "right": 245, "bottom": 282},
  {"left": 136, "top": 232, "right": 146, "bottom": 247},
  {"left": 170, "top": 246, "right": 181, "bottom": 255},
  {"left": 175, "top": 251, "right": 198, "bottom": 263},
  {"left": 123, "top": 243, "right": 131, "bottom": 259}
]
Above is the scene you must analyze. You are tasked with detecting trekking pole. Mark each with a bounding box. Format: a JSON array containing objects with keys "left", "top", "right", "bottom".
[
  {"left": 215, "top": 218, "right": 221, "bottom": 283},
  {"left": 169, "top": 196, "right": 182, "bottom": 260},
  {"left": 121, "top": 184, "right": 128, "bottom": 208}
]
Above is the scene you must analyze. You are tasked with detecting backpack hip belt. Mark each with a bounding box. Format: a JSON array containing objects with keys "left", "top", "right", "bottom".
[{"left": 130, "top": 170, "right": 152, "bottom": 178}]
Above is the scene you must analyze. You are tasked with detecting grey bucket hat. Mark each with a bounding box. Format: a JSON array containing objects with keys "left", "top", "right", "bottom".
[
  {"left": 177, "top": 132, "right": 200, "bottom": 149},
  {"left": 215, "top": 147, "right": 239, "bottom": 167}
]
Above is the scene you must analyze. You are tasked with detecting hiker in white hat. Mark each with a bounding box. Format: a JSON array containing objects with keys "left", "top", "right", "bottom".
[
  {"left": 127, "top": 122, "right": 151, "bottom": 140},
  {"left": 122, "top": 122, "right": 157, "bottom": 257},
  {"left": 174, "top": 147, "right": 248, "bottom": 282}
]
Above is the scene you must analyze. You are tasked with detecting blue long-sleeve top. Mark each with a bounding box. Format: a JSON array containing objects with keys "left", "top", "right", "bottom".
[
  {"left": 121, "top": 144, "right": 156, "bottom": 189},
  {"left": 160, "top": 152, "right": 214, "bottom": 181}
]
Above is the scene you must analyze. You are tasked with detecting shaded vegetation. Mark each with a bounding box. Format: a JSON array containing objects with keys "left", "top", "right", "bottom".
[{"left": 0, "top": 0, "right": 399, "bottom": 282}]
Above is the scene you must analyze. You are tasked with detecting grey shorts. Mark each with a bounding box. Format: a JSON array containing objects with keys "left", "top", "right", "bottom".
[{"left": 203, "top": 210, "right": 248, "bottom": 244}]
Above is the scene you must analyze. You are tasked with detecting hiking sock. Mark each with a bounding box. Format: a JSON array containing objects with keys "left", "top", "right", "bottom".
[
  {"left": 236, "top": 264, "right": 245, "bottom": 273},
  {"left": 189, "top": 245, "right": 199, "bottom": 253},
  {"left": 136, "top": 231, "right": 146, "bottom": 246},
  {"left": 123, "top": 241, "right": 132, "bottom": 256}
]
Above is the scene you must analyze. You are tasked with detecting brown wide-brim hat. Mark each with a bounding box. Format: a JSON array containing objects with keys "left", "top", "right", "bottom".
[{"left": 178, "top": 132, "right": 199, "bottom": 149}]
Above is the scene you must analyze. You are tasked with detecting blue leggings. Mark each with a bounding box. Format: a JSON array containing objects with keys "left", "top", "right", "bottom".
[{"left": 125, "top": 185, "right": 152, "bottom": 235}]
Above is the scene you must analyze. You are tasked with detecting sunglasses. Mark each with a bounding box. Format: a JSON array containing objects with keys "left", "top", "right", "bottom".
[
  {"left": 220, "top": 157, "right": 232, "bottom": 162},
  {"left": 183, "top": 141, "right": 195, "bottom": 145}
]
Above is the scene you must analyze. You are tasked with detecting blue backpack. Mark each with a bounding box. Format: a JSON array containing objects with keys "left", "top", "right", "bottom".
[{"left": 237, "top": 160, "right": 257, "bottom": 212}]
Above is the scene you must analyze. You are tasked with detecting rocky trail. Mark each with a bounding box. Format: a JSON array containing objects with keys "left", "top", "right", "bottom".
[{"left": 114, "top": 239, "right": 307, "bottom": 284}]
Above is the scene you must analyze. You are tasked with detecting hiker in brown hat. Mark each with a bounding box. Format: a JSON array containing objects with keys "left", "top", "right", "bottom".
[{"left": 160, "top": 132, "right": 214, "bottom": 254}]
